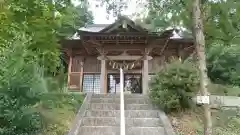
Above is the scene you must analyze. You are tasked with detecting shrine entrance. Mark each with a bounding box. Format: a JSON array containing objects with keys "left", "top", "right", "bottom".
[
  {"left": 62, "top": 16, "right": 195, "bottom": 94},
  {"left": 106, "top": 58, "right": 143, "bottom": 94},
  {"left": 107, "top": 73, "right": 142, "bottom": 94},
  {"left": 125, "top": 74, "right": 142, "bottom": 93}
]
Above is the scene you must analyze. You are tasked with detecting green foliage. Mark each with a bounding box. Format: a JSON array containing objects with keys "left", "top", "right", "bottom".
[
  {"left": 96, "top": 0, "right": 129, "bottom": 17},
  {"left": 57, "top": 3, "right": 94, "bottom": 38},
  {"left": 172, "top": 108, "right": 240, "bottom": 135},
  {"left": 149, "top": 60, "right": 199, "bottom": 113},
  {"left": 38, "top": 93, "right": 84, "bottom": 135},
  {"left": 145, "top": 0, "right": 240, "bottom": 44},
  {"left": 143, "top": 0, "right": 240, "bottom": 88},
  {"left": 212, "top": 109, "right": 240, "bottom": 135},
  {"left": 0, "top": 42, "right": 47, "bottom": 135},
  {"left": 44, "top": 72, "right": 68, "bottom": 93},
  {"left": 0, "top": 41, "right": 84, "bottom": 135},
  {"left": 0, "top": 0, "right": 94, "bottom": 74},
  {"left": 207, "top": 43, "right": 240, "bottom": 86},
  {"left": 0, "top": 1, "right": 92, "bottom": 134}
]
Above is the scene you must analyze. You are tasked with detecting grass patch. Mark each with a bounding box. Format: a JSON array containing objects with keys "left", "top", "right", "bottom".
[
  {"left": 209, "top": 83, "right": 240, "bottom": 96},
  {"left": 169, "top": 107, "right": 240, "bottom": 135},
  {"left": 37, "top": 92, "right": 84, "bottom": 135}
]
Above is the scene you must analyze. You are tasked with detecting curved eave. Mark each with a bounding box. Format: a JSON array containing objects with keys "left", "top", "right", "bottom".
[
  {"left": 77, "top": 29, "right": 181, "bottom": 39},
  {"left": 77, "top": 30, "right": 152, "bottom": 36}
]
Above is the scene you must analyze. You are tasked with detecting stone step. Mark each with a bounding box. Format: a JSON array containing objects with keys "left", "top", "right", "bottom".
[
  {"left": 127, "top": 127, "right": 165, "bottom": 135},
  {"left": 88, "top": 103, "right": 157, "bottom": 110},
  {"left": 90, "top": 98, "right": 151, "bottom": 104},
  {"left": 85, "top": 110, "right": 160, "bottom": 118},
  {"left": 79, "top": 126, "right": 119, "bottom": 135},
  {"left": 81, "top": 117, "right": 163, "bottom": 127},
  {"left": 79, "top": 126, "right": 165, "bottom": 135},
  {"left": 91, "top": 94, "right": 148, "bottom": 98}
]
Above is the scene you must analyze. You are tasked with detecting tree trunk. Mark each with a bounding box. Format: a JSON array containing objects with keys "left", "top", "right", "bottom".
[{"left": 192, "top": 0, "right": 212, "bottom": 135}]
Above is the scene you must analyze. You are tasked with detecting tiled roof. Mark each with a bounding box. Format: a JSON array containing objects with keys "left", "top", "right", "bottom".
[
  {"left": 68, "top": 16, "right": 192, "bottom": 40},
  {"left": 78, "top": 24, "right": 110, "bottom": 32},
  {"left": 70, "top": 24, "right": 110, "bottom": 39}
]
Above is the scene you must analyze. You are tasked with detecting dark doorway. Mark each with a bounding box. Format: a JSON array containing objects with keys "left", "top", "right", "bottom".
[
  {"left": 124, "top": 74, "right": 142, "bottom": 94},
  {"left": 107, "top": 73, "right": 142, "bottom": 94}
]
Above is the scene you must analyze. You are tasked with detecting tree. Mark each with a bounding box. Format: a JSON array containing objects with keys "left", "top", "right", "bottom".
[
  {"left": 192, "top": 0, "right": 212, "bottom": 135},
  {"left": 0, "top": 0, "right": 94, "bottom": 74},
  {"left": 57, "top": 3, "right": 94, "bottom": 38},
  {"left": 143, "top": 0, "right": 240, "bottom": 86},
  {"left": 207, "top": 43, "right": 240, "bottom": 86},
  {"left": 145, "top": 0, "right": 240, "bottom": 45},
  {"left": 95, "top": 0, "right": 128, "bottom": 17},
  {"left": 0, "top": 1, "right": 94, "bottom": 134},
  {"left": 0, "top": 35, "right": 47, "bottom": 135}
]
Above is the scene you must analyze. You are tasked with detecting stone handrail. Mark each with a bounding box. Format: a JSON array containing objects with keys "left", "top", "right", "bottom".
[
  {"left": 67, "top": 93, "right": 92, "bottom": 135},
  {"left": 120, "top": 68, "right": 126, "bottom": 135}
]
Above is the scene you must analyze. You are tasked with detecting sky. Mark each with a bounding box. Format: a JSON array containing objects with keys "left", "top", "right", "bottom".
[
  {"left": 72, "top": 0, "right": 182, "bottom": 41},
  {"left": 73, "top": 0, "right": 146, "bottom": 24}
]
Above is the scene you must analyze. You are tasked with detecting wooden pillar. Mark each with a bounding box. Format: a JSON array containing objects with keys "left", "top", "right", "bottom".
[
  {"left": 142, "top": 58, "right": 149, "bottom": 95},
  {"left": 104, "top": 64, "right": 108, "bottom": 94},
  {"left": 67, "top": 55, "right": 73, "bottom": 87},
  {"left": 100, "top": 59, "right": 106, "bottom": 94},
  {"left": 79, "top": 60, "right": 84, "bottom": 92}
]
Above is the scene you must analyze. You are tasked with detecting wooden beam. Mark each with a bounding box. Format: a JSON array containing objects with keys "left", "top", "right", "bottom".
[
  {"left": 103, "top": 45, "right": 146, "bottom": 50},
  {"left": 159, "top": 38, "right": 170, "bottom": 56},
  {"left": 82, "top": 41, "right": 91, "bottom": 54},
  {"left": 102, "top": 44, "right": 175, "bottom": 50},
  {"left": 183, "top": 45, "right": 194, "bottom": 50},
  {"left": 96, "top": 47, "right": 106, "bottom": 55},
  {"left": 97, "top": 55, "right": 152, "bottom": 60},
  {"left": 104, "top": 48, "right": 144, "bottom": 52},
  {"left": 86, "top": 40, "right": 102, "bottom": 46}
]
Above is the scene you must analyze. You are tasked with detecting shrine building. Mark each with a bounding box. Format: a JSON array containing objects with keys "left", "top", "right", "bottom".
[{"left": 61, "top": 16, "right": 194, "bottom": 94}]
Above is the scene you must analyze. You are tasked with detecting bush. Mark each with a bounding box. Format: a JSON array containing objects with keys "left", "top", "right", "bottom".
[
  {"left": 207, "top": 43, "right": 240, "bottom": 86},
  {"left": 38, "top": 93, "right": 84, "bottom": 135},
  {"left": 45, "top": 72, "right": 68, "bottom": 93},
  {"left": 149, "top": 60, "right": 199, "bottom": 113},
  {"left": 0, "top": 45, "right": 47, "bottom": 135}
]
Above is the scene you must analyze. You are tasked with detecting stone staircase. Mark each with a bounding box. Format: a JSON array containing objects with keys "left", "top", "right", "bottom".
[{"left": 77, "top": 94, "right": 168, "bottom": 135}]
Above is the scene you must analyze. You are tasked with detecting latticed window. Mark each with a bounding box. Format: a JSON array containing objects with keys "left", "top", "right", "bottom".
[{"left": 83, "top": 74, "right": 100, "bottom": 94}]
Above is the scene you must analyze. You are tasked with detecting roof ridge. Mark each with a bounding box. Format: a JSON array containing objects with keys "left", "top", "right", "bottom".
[{"left": 84, "top": 24, "right": 110, "bottom": 27}]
